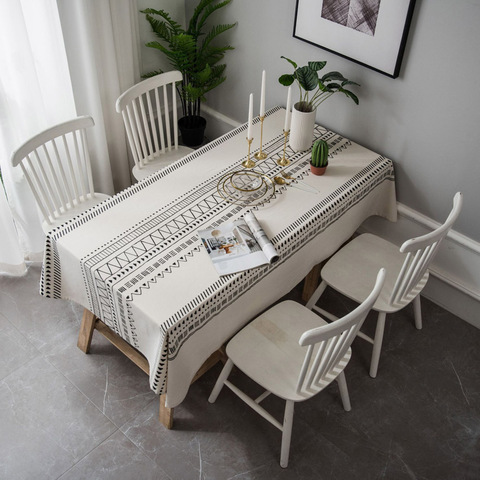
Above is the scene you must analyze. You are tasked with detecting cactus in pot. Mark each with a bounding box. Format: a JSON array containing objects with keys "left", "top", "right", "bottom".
[{"left": 310, "top": 139, "right": 329, "bottom": 175}]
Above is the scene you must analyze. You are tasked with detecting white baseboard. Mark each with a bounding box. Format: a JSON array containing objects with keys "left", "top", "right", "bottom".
[
  {"left": 202, "top": 105, "right": 480, "bottom": 329},
  {"left": 359, "top": 205, "right": 480, "bottom": 329}
]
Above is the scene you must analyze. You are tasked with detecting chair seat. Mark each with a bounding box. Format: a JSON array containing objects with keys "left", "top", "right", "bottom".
[
  {"left": 321, "top": 234, "right": 429, "bottom": 313},
  {"left": 42, "top": 193, "right": 110, "bottom": 233},
  {"left": 132, "top": 145, "right": 193, "bottom": 181},
  {"left": 227, "top": 300, "right": 351, "bottom": 402}
]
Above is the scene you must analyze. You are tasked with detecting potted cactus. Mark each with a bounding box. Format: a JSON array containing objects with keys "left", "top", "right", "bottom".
[{"left": 310, "top": 139, "right": 329, "bottom": 175}]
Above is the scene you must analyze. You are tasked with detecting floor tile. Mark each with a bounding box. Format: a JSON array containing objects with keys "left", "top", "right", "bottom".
[
  {"left": 0, "top": 357, "right": 117, "bottom": 469},
  {"left": 0, "top": 312, "right": 39, "bottom": 381},
  {"left": 58, "top": 430, "right": 170, "bottom": 480},
  {"left": 0, "top": 264, "right": 479, "bottom": 479},
  {"left": 45, "top": 333, "right": 157, "bottom": 428}
]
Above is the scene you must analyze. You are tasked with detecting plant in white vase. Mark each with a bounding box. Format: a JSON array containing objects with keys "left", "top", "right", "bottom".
[{"left": 278, "top": 56, "right": 360, "bottom": 151}]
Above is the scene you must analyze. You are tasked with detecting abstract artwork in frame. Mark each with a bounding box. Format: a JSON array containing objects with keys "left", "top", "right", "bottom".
[{"left": 293, "top": 0, "right": 416, "bottom": 78}]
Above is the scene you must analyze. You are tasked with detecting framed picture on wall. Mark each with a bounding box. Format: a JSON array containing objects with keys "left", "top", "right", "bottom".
[{"left": 293, "top": 0, "right": 416, "bottom": 78}]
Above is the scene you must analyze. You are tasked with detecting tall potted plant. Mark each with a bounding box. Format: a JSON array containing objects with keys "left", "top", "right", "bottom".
[
  {"left": 142, "top": 0, "right": 236, "bottom": 146},
  {"left": 278, "top": 56, "right": 360, "bottom": 151}
]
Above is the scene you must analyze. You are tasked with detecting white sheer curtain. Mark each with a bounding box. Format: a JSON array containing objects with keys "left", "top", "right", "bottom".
[
  {"left": 0, "top": 0, "right": 76, "bottom": 275},
  {"left": 0, "top": 0, "right": 141, "bottom": 276}
]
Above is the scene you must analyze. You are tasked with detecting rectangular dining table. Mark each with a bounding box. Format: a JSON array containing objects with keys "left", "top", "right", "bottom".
[{"left": 40, "top": 106, "right": 397, "bottom": 428}]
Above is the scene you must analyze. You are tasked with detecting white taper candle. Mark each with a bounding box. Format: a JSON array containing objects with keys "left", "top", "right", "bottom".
[
  {"left": 260, "top": 70, "right": 266, "bottom": 117},
  {"left": 247, "top": 93, "right": 253, "bottom": 140},
  {"left": 284, "top": 86, "right": 292, "bottom": 131}
]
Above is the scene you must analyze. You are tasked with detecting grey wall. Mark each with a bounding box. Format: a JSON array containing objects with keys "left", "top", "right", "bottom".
[{"left": 184, "top": 0, "right": 480, "bottom": 242}]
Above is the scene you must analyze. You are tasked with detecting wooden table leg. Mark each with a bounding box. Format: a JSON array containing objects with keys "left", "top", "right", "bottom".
[
  {"left": 77, "top": 308, "right": 97, "bottom": 353},
  {"left": 160, "top": 394, "right": 174, "bottom": 429},
  {"left": 77, "top": 308, "right": 225, "bottom": 430},
  {"left": 302, "top": 264, "right": 322, "bottom": 302},
  {"left": 158, "top": 347, "right": 226, "bottom": 429}
]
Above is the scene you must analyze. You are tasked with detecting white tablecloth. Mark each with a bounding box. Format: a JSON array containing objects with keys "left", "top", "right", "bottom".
[{"left": 41, "top": 107, "right": 397, "bottom": 407}]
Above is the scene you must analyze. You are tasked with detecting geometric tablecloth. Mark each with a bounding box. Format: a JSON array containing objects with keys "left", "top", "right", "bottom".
[{"left": 40, "top": 107, "right": 396, "bottom": 407}]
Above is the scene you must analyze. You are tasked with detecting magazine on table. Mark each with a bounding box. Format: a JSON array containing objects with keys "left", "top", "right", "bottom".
[{"left": 198, "top": 212, "right": 279, "bottom": 276}]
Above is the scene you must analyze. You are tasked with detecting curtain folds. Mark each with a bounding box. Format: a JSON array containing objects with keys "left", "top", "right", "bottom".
[
  {"left": 57, "top": 0, "right": 141, "bottom": 194},
  {"left": 0, "top": 0, "right": 76, "bottom": 274},
  {"left": 0, "top": 0, "right": 140, "bottom": 276}
]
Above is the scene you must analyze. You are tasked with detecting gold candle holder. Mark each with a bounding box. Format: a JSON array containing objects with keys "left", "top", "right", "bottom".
[
  {"left": 242, "top": 137, "right": 256, "bottom": 168},
  {"left": 254, "top": 115, "right": 267, "bottom": 160},
  {"left": 277, "top": 130, "right": 290, "bottom": 167}
]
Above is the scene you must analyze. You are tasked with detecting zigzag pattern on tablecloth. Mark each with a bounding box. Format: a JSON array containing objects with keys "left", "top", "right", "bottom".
[
  {"left": 78, "top": 109, "right": 335, "bottom": 343},
  {"left": 39, "top": 107, "right": 283, "bottom": 300},
  {"left": 150, "top": 155, "right": 394, "bottom": 394},
  {"left": 40, "top": 105, "right": 395, "bottom": 396},
  {"left": 83, "top": 127, "right": 393, "bottom": 394}
]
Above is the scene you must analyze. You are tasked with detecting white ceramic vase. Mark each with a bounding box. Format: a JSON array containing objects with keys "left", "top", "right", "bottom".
[{"left": 289, "top": 103, "right": 316, "bottom": 152}]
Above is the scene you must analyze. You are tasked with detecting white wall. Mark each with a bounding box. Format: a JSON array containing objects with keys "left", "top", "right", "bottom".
[{"left": 185, "top": 0, "right": 480, "bottom": 243}]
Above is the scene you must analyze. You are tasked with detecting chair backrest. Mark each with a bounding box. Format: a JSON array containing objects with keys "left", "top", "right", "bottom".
[
  {"left": 11, "top": 116, "right": 97, "bottom": 226},
  {"left": 390, "top": 192, "right": 463, "bottom": 306},
  {"left": 296, "top": 269, "right": 386, "bottom": 395},
  {"left": 116, "top": 71, "right": 182, "bottom": 170}
]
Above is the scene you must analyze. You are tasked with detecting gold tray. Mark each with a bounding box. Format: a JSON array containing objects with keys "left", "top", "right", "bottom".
[{"left": 217, "top": 170, "right": 275, "bottom": 206}]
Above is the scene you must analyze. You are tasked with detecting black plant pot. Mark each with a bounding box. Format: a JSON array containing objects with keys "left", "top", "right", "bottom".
[{"left": 178, "top": 116, "right": 207, "bottom": 147}]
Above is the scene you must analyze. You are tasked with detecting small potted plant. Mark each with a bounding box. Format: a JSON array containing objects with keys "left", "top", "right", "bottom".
[
  {"left": 278, "top": 56, "right": 360, "bottom": 151},
  {"left": 310, "top": 139, "right": 329, "bottom": 176}
]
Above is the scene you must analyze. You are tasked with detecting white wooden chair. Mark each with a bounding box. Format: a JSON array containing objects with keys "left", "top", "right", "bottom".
[
  {"left": 307, "top": 192, "right": 463, "bottom": 378},
  {"left": 116, "top": 71, "right": 194, "bottom": 181},
  {"left": 209, "top": 269, "right": 386, "bottom": 468},
  {"left": 10, "top": 116, "right": 110, "bottom": 233}
]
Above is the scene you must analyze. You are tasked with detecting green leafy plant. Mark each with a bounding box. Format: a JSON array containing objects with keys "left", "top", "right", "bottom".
[
  {"left": 311, "top": 139, "right": 329, "bottom": 168},
  {"left": 141, "top": 0, "right": 236, "bottom": 126},
  {"left": 278, "top": 56, "right": 360, "bottom": 113}
]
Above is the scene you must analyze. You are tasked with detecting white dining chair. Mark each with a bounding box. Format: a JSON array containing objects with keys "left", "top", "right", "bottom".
[
  {"left": 307, "top": 192, "right": 463, "bottom": 378},
  {"left": 116, "top": 71, "right": 194, "bottom": 181},
  {"left": 209, "top": 269, "right": 386, "bottom": 468},
  {"left": 10, "top": 116, "right": 110, "bottom": 233}
]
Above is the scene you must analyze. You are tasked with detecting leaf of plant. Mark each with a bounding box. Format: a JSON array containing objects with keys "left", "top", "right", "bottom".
[
  {"left": 342, "top": 80, "right": 361, "bottom": 87},
  {"left": 308, "top": 61, "right": 326, "bottom": 71},
  {"left": 296, "top": 66, "right": 318, "bottom": 91},
  {"left": 194, "top": 0, "right": 233, "bottom": 36},
  {"left": 141, "top": 70, "right": 164, "bottom": 79},
  {"left": 201, "top": 23, "right": 237, "bottom": 51},
  {"left": 142, "top": 9, "right": 183, "bottom": 37},
  {"left": 281, "top": 56, "right": 298, "bottom": 69},
  {"left": 340, "top": 89, "right": 359, "bottom": 104},
  {"left": 321, "top": 71, "right": 347, "bottom": 82},
  {"left": 278, "top": 74, "right": 295, "bottom": 86},
  {"left": 324, "top": 82, "right": 341, "bottom": 91},
  {"left": 197, "top": 64, "right": 212, "bottom": 84}
]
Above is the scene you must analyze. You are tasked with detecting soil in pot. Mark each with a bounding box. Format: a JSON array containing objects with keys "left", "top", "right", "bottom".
[{"left": 178, "top": 116, "right": 207, "bottom": 147}]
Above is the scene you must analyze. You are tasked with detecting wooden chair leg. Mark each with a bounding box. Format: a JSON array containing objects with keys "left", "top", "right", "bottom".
[
  {"left": 77, "top": 308, "right": 97, "bottom": 353},
  {"left": 413, "top": 295, "right": 422, "bottom": 330},
  {"left": 160, "top": 394, "right": 174, "bottom": 429},
  {"left": 370, "top": 312, "right": 386, "bottom": 378},
  {"left": 280, "top": 400, "right": 295, "bottom": 468},
  {"left": 208, "top": 358, "right": 234, "bottom": 403},
  {"left": 305, "top": 280, "right": 327, "bottom": 310},
  {"left": 336, "top": 371, "right": 351, "bottom": 411}
]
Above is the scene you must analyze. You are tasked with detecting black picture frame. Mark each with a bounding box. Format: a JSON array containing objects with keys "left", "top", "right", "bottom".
[{"left": 293, "top": 0, "right": 416, "bottom": 78}]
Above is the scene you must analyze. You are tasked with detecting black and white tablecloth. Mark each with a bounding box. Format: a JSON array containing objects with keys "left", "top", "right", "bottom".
[{"left": 40, "top": 107, "right": 397, "bottom": 407}]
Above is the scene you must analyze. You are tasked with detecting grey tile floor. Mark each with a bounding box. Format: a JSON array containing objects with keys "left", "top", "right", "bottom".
[{"left": 1, "top": 263, "right": 479, "bottom": 480}]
